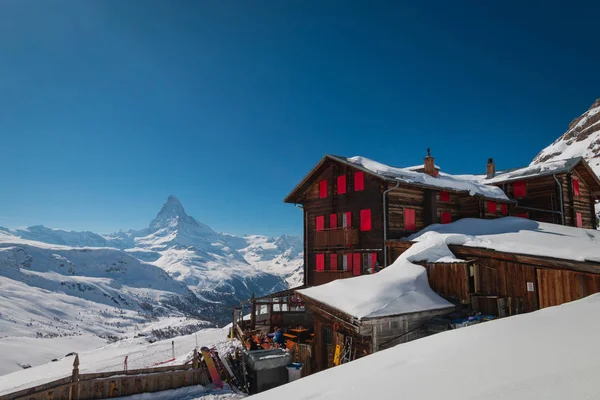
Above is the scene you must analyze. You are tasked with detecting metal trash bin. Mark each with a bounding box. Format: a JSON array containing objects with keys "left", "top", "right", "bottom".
[
  {"left": 286, "top": 362, "right": 303, "bottom": 382},
  {"left": 246, "top": 349, "right": 292, "bottom": 394}
]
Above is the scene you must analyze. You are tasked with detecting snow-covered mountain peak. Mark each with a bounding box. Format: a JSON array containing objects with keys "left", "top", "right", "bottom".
[{"left": 532, "top": 98, "right": 600, "bottom": 175}]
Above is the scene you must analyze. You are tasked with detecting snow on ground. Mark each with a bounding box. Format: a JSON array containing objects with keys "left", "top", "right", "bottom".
[
  {"left": 298, "top": 235, "right": 453, "bottom": 319},
  {"left": 111, "top": 385, "right": 245, "bottom": 400},
  {"left": 0, "top": 327, "right": 239, "bottom": 396},
  {"left": 341, "top": 155, "right": 509, "bottom": 200},
  {"left": 253, "top": 293, "right": 600, "bottom": 400},
  {"left": 408, "top": 217, "right": 600, "bottom": 263},
  {"left": 0, "top": 335, "right": 106, "bottom": 375}
]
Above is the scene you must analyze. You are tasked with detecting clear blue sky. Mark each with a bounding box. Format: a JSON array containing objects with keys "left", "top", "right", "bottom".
[{"left": 1, "top": 1, "right": 599, "bottom": 236}]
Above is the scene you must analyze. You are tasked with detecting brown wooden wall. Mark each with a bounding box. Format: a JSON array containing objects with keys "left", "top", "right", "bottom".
[
  {"left": 537, "top": 268, "right": 600, "bottom": 308},
  {"left": 421, "top": 262, "right": 471, "bottom": 304},
  {"left": 562, "top": 167, "right": 597, "bottom": 229},
  {"left": 301, "top": 160, "right": 385, "bottom": 286},
  {"left": 386, "top": 184, "right": 426, "bottom": 239}
]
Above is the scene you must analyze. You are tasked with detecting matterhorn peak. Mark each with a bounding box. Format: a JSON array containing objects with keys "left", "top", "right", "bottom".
[{"left": 149, "top": 195, "right": 189, "bottom": 232}]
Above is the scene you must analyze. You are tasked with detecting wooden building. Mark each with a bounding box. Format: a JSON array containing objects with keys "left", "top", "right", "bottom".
[
  {"left": 387, "top": 218, "right": 600, "bottom": 317},
  {"left": 284, "top": 152, "right": 514, "bottom": 288},
  {"left": 481, "top": 157, "right": 600, "bottom": 229}
]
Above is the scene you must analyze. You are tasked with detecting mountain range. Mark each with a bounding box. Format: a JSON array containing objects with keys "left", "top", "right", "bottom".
[{"left": 0, "top": 196, "right": 303, "bottom": 338}]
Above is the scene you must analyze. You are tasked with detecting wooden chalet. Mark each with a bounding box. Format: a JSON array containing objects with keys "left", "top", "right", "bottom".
[
  {"left": 283, "top": 151, "right": 515, "bottom": 287},
  {"left": 480, "top": 157, "right": 600, "bottom": 228}
]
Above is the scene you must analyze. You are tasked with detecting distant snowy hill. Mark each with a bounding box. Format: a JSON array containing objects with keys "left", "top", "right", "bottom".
[
  {"left": 531, "top": 98, "right": 600, "bottom": 223},
  {"left": 0, "top": 231, "right": 211, "bottom": 341},
  {"left": 3, "top": 196, "right": 303, "bottom": 325}
]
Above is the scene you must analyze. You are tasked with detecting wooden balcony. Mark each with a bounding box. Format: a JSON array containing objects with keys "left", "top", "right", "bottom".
[
  {"left": 312, "top": 270, "right": 354, "bottom": 286},
  {"left": 315, "top": 228, "right": 358, "bottom": 248}
]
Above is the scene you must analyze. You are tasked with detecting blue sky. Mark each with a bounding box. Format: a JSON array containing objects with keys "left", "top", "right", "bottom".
[{"left": 1, "top": 1, "right": 599, "bottom": 236}]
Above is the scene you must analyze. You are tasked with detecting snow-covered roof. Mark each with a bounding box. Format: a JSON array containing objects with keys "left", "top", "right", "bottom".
[
  {"left": 251, "top": 293, "right": 600, "bottom": 400},
  {"left": 456, "top": 157, "right": 588, "bottom": 185},
  {"left": 298, "top": 242, "right": 454, "bottom": 320},
  {"left": 404, "top": 164, "right": 441, "bottom": 171},
  {"left": 408, "top": 217, "right": 600, "bottom": 264},
  {"left": 334, "top": 155, "right": 509, "bottom": 201}
]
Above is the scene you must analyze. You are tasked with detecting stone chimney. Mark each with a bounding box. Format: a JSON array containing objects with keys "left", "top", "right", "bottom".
[
  {"left": 424, "top": 148, "right": 436, "bottom": 177},
  {"left": 486, "top": 158, "right": 496, "bottom": 179}
]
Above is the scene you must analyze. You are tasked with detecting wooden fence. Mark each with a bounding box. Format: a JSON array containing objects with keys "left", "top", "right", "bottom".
[{"left": 1, "top": 351, "right": 212, "bottom": 400}]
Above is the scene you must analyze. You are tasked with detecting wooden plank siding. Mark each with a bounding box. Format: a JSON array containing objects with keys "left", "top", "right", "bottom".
[
  {"left": 563, "top": 167, "right": 596, "bottom": 229},
  {"left": 537, "top": 269, "right": 600, "bottom": 308},
  {"left": 302, "top": 160, "right": 385, "bottom": 286},
  {"left": 420, "top": 262, "right": 472, "bottom": 304},
  {"left": 497, "top": 175, "right": 562, "bottom": 224}
]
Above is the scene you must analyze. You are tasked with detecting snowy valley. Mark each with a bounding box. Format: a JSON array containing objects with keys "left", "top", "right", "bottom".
[{"left": 0, "top": 196, "right": 302, "bottom": 375}]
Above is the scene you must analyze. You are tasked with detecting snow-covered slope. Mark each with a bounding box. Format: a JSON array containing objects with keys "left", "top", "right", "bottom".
[
  {"left": 0, "top": 325, "right": 237, "bottom": 396},
  {"left": 532, "top": 98, "right": 600, "bottom": 175},
  {"left": 253, "top": 293, "right": 600, "bottom": 400}
]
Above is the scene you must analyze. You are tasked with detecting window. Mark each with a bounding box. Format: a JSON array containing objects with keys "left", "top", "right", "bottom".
[
  {"left": 360, "top": 209, "right": 372, "bottom": 231},
  {"left": 319, "top": 180, "right": 328, "bottom": 198},
  {"left": 487, "top": 201, "right": 497, "bottom": 214},
  {"left": 363, "top": 253, "right": 378, "bottom": 274},
  {"left": 404, "top": 208, "right": 416, "bottom": 231},
  {"left": 576, "top": 212, "right": 583, "bottom": 228},
  {"left": 337, "top": 175, "right": 347, "bottom": 194},
  {"left": 343, "top": 254, "right": 350, "bottom": 271},
  {"left": 330, "top": 213, "right": 337, "bottom": 229},
  {"left": 440, "top": 190, "right": 450, "bottom": 202},
  {"left": 354, "top": 171, "right": 365, "bottom": 191},
  {"left": 516, "top": 212, "right": 529, "bottom": 219},
  {"left": 342, "top": 211, "right": 352, "bottom": 228},
  {"left": 316, "top": 215, "right": 325, "bottom": 231},
  {"left": 352, "top": 253, "right": 361, "bottom": 276},
  {"left": 330, "top": 253, "right": 338, "bottom": 271},
  {"left": 513, "top": 181, "right": 526, "bottom": 198},
  {"left": 316, "top": 254, "right": 325, "bottom": 271},
  {"left": 501, "top": 204, "right": 508, "bottom": 216},
  {"left": 573, "top": 179, "right": 580, "bottom": 196}
]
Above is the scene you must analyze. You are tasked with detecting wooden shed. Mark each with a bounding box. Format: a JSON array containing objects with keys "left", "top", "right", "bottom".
[{"left": 387, "top": 218, "right": 600, "bottom": 317}]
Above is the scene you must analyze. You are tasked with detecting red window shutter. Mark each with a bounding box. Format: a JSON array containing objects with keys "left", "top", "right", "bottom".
[
  {"left": 330, "top": 214, "right": 337, "bottom": 229},
  {"left": 516, "top": 212, "right": 529, "bottom": 219},
  {"left": 404, "top": 208, "right": 416, "bottom": 231},
  {"left": 352, "top": 253, "right": 361, "bottom": 276},
  {"left": 487, "top": 201, "right": 497, "bottom": 214},
  {"left": 316, "top": 216, "right": 325, "bottom": 231},
  {"left": 316, "top": 254, "right": 325, "bottom": 272},
  {"left": 371, "top": 253, "right": 378, "bottom": 273},
  {"left": 513, "top": 181, "right": 526, "bottom": 198},
  {"left": 344, "top": 211, "right": 352, "bottom": 228},
  {"left": 360, "top": 209, "right": 372, "bottom": 231},
  {"left": 440, "top": 190, "right": 450, "bottom": 202},
  {"left": 501, "top": 204, "right": 508, "bottom": 215},
  {"left": 354, "top": 171, "right": 365, "bottom": 191},
  {"left": 576, "top": 212, "right": 583, "bottom": 228},
  {"left": 337, "top": 175, "right": 347, "bottom": 194},
  {"left": 573, "top": 179, "right": 580, "bottom": 196},
  {"left": 441, "top": 211, "right": 452, "bottom": 224},
  {"left": 330, "top": 254, "right": 338, "bottom": 271},
  {"left": 319, "top": 180, "right": 328, "bottom": 198}
]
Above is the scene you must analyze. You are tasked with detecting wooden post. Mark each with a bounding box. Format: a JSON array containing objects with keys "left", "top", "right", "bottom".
[
  {"left": 69, "top": 354, "right": 80, "bottom": 400},
  {"left": 192, "top": 349, "right": 199, "bottom": 369},
  {"left": 250, "top": 293, "right": 256, "bottom": 330}
]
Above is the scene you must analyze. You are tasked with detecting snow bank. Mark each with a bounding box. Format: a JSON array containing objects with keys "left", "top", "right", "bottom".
[
  {"left": 344, "top": 156, "right": 509, "bottom": 200},
  {"left": 408, "top": 217, "right": 600, "bottom": 263},
  {"left": 252, "top": 293, "right": 600, "bottom": 400},
  {"left": 298, "top": 238, "right": 454, "bottom": 319}
]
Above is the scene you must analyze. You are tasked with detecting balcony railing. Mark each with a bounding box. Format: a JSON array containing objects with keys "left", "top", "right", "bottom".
[{"left": 315, "top": 227, "right": 358, "bottom": 248}]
